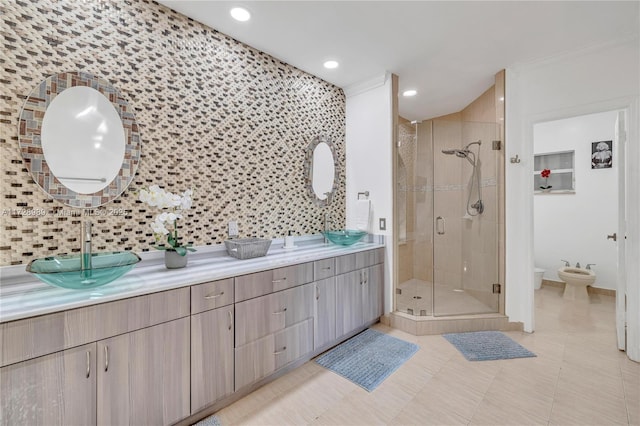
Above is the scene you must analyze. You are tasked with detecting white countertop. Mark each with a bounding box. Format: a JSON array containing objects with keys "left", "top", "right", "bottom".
[{"left": 0, "top": 235, "right": 385, "bottom": 323}]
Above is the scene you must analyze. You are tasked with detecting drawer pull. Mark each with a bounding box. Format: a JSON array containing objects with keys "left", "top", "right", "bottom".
[
  {"left": 86, "top": 350, "right": 91, "bottom": 378},
  {"left": 272, "top": 308, "right": 287, "bottom": 315},
  {"left": 204, "top": 291, "right": 224, "bottom": 299},
  {"left": 272, "top": 278, "right": 287, "bottom": 283},
  {"left": 273, "top": 346, "right": 287, "bottom": 355},
  {"left": 322, "top": 266, "right": 331, "bottom": 270}
]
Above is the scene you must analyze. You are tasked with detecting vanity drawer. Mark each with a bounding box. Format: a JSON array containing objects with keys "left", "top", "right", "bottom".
[
  {"left": 234, "top": 318, "right": 313, "bottom": 390},
  {"left": 234, "top": 284, "right": 314, "bottom": 347},
  {"left": 273, "top": 318, "right": 313, "bottom": 370},
  {"left": 191, "top": 278, "right": 234, "bottom": 314},
  {"left": 235, "top": 262, "right": 313, "bottom": 302},
  {"left": 314, "top": 257, "right": 335, "bottom": 280},
  {"left": 335, "top": 248, "right": 384, "bottom": 275}
]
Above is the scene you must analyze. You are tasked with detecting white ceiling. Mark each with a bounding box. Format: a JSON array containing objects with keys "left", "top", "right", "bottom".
[{"left": 157, "top": 1, "right": 639, "bottom": 121}]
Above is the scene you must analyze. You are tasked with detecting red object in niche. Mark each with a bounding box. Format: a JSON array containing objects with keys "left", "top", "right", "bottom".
[{"left": 540, "top": 168, "right": 551, "bottom": 178}]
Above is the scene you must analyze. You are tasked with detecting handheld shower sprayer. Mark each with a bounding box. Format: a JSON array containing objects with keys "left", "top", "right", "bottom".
[{"left": 440, "top": 140, "right": 483, "bottom": 216}]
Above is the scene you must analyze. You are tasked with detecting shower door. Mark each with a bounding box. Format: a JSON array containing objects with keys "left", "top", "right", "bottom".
[{"left": 432, "top": 120, "right": 500, "bottom": 316}]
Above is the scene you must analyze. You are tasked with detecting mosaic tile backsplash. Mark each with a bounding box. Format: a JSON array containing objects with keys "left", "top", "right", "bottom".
[{"left": 0, "top": 0, "right": 346, "bottom": 266}]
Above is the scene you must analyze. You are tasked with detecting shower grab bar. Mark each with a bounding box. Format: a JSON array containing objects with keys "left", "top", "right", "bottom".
[{"left": 436, "top": 216, "right": 445, "bottom": 235}]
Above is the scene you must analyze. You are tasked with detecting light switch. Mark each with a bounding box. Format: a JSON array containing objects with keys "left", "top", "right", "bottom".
[{"left": 379, "top": 218, "right": 386, "bottom": 231}]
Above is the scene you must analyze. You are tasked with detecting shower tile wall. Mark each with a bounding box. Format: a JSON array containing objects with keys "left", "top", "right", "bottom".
[{"left": 0, "top": 0, "right": 346, "bottom": 266}]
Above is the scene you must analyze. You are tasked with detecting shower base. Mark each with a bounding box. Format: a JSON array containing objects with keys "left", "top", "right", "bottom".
[
  {"left": 396, "top": 278, "right": 496, "bottom": 316},
  {"left": 392, "top": 279, "right": 522, "bottom": 335}
]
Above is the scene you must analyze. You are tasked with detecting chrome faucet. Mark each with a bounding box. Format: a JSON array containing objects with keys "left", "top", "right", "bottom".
[
  {"left": 575, "top": 262, "right": 581, "bottom": 268},
  {"left": 561, "top": 259, "right": 570, "bottom": 267},
  {"left": 81, "top": 221, "right": 92, "bottom": 270},
  {"left": 323, "top": 213, "right": 334, "bottom": 243},
  {"left": 586, "top": 263, "right": 596, "bottom": 270}
]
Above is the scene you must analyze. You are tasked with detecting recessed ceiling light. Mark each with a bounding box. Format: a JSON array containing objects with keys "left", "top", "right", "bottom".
[
  {"left": 323, "top": 60, "right": 339, "bottom": 69},
  {"left": 402, "top": 89, "right": 417, "bottom": 97},
  {"left": 230, "top": 7, "right": 251, "bottom": 22}
]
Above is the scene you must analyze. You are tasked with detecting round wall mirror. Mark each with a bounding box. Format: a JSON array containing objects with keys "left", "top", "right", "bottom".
[
  {"left": 18, "top": 71, "right": 141, "bottom": 208},
  {"left": 305, "top": 135, "right": 338, "bottom": 206}
]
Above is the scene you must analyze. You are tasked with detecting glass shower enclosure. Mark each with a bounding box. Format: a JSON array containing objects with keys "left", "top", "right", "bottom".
[{"left": 396, "top": 118, "right": 500, "bottom": 316}]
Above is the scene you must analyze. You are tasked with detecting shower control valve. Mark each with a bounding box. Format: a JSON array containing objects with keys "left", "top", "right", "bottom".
[{"left": 561, "top": 259, "right": 570, "bottom": 267}]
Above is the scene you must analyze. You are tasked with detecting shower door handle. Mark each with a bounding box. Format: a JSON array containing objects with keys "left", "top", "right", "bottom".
[{"left": 436, "top": 216, "right": 445, "bottom": 235}]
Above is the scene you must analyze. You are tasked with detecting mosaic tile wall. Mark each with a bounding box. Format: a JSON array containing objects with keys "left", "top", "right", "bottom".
[{"left": 0, "top": 0, "right": 346, "bottom": 266}]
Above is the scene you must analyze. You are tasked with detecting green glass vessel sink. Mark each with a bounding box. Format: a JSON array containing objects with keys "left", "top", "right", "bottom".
[
  {"left": 26, "top": 251, "right": 141, "bottom": 290},
  {"left": 323, "top": 229, "right": 368, "bottom": 246}
]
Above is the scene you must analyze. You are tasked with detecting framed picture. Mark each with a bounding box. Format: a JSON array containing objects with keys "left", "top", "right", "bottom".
[{"left": 591, "top": 140, "right": 613, "bottom": 169}]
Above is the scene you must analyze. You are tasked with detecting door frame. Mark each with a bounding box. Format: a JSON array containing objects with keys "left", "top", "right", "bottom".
[{"left": 524, "top": 96, "right": 639, "bottom": 361}]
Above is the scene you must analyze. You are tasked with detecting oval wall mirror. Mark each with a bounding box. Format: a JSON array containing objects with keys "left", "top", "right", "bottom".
[
  {"left": 18, "top": 71, "right": 141, "bottom": 208},
  {"left": 305, "top": 135, "right": 338, "bottom": 207}
]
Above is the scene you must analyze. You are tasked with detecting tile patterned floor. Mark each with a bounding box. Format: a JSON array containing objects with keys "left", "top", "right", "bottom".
[{"left": 214, "top": 285, "right": 639, "bottom": 425}]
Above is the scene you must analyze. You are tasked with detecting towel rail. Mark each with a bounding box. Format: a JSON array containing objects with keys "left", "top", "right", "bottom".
[{"left": 357, "top": 191, "right": 370, "bottom": 200}]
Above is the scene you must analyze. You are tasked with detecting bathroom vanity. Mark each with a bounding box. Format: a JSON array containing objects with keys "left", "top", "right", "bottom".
[{"left": 0, "top": 238, "right": 385, "bottom": 426}]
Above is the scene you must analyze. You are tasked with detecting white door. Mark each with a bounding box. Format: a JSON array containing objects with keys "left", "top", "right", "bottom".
[{"left": 615, "top": 110, "right": 627, "bottom": 351}]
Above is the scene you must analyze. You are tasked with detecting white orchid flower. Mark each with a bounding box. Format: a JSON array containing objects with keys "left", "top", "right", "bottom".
[{"left": 150, "top": 218, "right": 169, "bottom": 235}]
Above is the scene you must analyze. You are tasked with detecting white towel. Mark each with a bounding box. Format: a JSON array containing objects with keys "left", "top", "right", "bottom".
[{"left": 354, "top": 199, "right": 371, "bottom": 232}]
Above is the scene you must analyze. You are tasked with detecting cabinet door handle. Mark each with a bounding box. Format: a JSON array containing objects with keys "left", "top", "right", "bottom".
[
  {"left": 360, "top": 271, "right": 363, "bottom": 285},
  {"left": 204, "top": 291, "right": 224, "bottom": 299},
  {"left": 273, "top": 346, "right": 287, "bottom": 355},
  {"left": 272, "top": 277, "right": 287, "bottom": 283},
  {"left": 104, "top": 345, "right": 109, "bottom": 372},
  {"left": 228, "top": 310, "right": 233, "bottom": 331},
  {"left": 364, "top": 270, "right": 368, "bottom": 284},
  {"left": 316, "top": 286, "right": 320, "bottom": 300},
  {"left": 272, "top": 308, "right": 287, "bottom": 315},
  {"left": 436, "top": 216, "right": 445, "bottom": 235},
  {"left": 322, "top": 266, "right": 331, "bottom": 270},
  {"left": 86, "top": 350, "right": 91, "bottom": 379}
]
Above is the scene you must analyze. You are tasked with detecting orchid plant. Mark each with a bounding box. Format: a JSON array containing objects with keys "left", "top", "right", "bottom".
[
  {"left": 539, "top": 168, "right": 552, "bottom": 190},
  {"left": 138, "top": 185, "right": 196, "bottom": 256}
]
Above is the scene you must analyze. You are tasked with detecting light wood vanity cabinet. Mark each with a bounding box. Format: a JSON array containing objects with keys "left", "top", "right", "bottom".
[
  {"left": 235, "top": 262, "right": 313, "bottom": 302},
  {"left": 0, "top": 288, "right": 191, "bottom": 426},
  {"left": 191, "top": 278, "right": 234, "bottom": 314},
  {"left": 336, "top": 249, "right": 385, "bottom": 338},
  {"left": 235, "top": 318, "right": 313, "bottom": 390},
  {"left": 235, "top": 284, "right": 314, "bottom": 347},
  {"left": 97, "top": 318, "right": 190, "bottom": 426},
  {"left": 0, "top": 246, "right": 384, "bottom": 425},
  {"left": 314, "top": 257, "right": 335, "bottom": 280},
  {"left": 234, "top": 281, "right": 315, "bottom": 390},
  {"left": 313, "top": 277, "right": 337, "bottom": 350},
  {"left": 0, "top": 343, "right": 97, "bottom": 426},
  {"left": 191, "top": 305, "right": 235, "bottom": 413}
]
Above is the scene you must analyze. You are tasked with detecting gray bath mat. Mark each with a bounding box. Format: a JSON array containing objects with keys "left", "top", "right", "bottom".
[
  {"left": 315, "top": 328, "right": 419, "bottom": 391},
  {"left": 443, "top": 331, "right": 536, "bottom": 361}
]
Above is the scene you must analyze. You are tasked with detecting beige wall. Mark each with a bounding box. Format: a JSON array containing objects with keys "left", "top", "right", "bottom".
[{"left": 0, "top": 0, "right": 346, "bottom": 266}]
